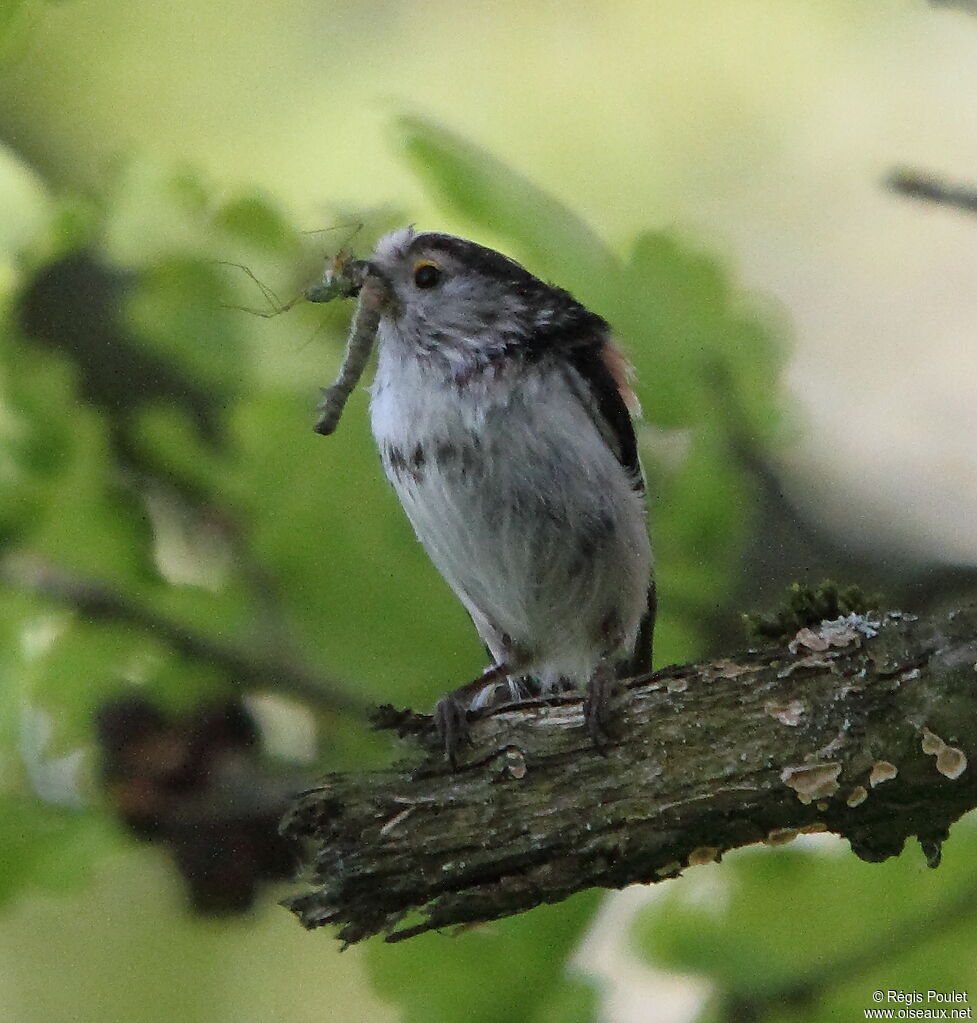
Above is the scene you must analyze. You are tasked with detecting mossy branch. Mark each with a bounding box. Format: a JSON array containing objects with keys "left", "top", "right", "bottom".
[{"left": 282, "top": 606, "right": 977, "bottom": 946}]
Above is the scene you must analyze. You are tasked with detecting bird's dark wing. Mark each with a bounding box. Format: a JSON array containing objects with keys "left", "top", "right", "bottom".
[
  {"left": 562, "top": 341, "right": 645, "bottom": 495},
  {"left": 626, "top": 580, "right": 656, "bottom": 676},
  {"left": 562, "top": 341, "right": 655, "bottom": 675}
]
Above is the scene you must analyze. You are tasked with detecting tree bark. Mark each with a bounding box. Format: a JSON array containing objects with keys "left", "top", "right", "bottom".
[{"left": 282, "top": 607, "right": 977, "bottom": 945}]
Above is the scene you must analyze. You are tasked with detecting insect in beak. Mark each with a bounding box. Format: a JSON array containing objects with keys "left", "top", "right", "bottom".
[
  {"left": 310, "top": 260, "right": 391, "bottom": 436},
  {"left": 304, "top": 256, "right": 373, "bottom": 303}
]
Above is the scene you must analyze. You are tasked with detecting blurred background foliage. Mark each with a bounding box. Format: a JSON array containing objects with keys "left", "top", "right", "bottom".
[{"left": 1, "top": 2, "right": 976, "bottom": 1022}]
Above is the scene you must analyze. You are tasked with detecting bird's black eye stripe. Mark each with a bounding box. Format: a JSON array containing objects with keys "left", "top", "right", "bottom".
[{"left": 413, "top": 260, "right": 442, "bottom": 289}]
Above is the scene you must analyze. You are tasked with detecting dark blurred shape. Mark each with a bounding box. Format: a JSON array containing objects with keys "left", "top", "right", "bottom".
[
  {"left": 887, "top": 167, "right": 977, "bottom": 216},
  {"left": 95, "top": 693, "right": 302, "bottom": 915},
  {"left": 15, "top": 248, "right": 241, "bottom": 578},
  {"left": 16, "top": 249, "right": 225, "bottom": 464},
  {"left": 929, "top": 0, "right": 977, "bottom": 13}
]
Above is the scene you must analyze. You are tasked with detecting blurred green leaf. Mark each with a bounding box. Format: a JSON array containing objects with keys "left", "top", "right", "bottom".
[
  {"left": 0, "top": 584, "right": 129, "bottom": 907},
  {"left": 213, "top": 191, "right": 296, "bottom": 252},
  {"left": 632, "top": 829, "right": 977, "bottom": 1021},
  {"left": 619, "top": 230, "right": 787, "bottom": 435},
  {"left": 0, "top": 142, "right": 51, "bottom": 268},
  {"left": 0, "top": 796, "right": 125, "bottom": 903},
  {"left": 367, "top": 891, "right": 600, "bottom": 1023},
  {"left": 651, "top": 421, "right": 753, "bottom": 637},
  {"left": 398, "top": 115, "right": 618, "bottom": 298},
  {"left": 0, "top": 0, "right": 36, "bottom": 63},
  {"left": 125, "top": 255, "right": 248, "bottom": 397},
  {"left": 0, "top": 327, "right": 150, "bottom": 577}
]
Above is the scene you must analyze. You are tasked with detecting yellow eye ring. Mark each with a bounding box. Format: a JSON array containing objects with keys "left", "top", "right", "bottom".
[{"left": 412, "top": 260, "right": 442, "bottom": 289}]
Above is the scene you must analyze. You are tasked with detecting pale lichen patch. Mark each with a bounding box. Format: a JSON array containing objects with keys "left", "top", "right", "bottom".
[
  {"left": 764, "top": 827, "right": 798, "bottom": 846},
  {"left": 937, "top": 746, "right": 967, "bottom": 780},
  {"left": 655, "top": 861, "right": 683, "bottom": 879},
  {"left": 788, "top": 614, "right": 880, "bottom": 655},
  {"left": 921, "top": 728, "right": 943, "bottom": 755},
  {"left": 799, "top": 821, "right": 828, "bottom": 834},
  {"left": 788, "top": 627, "right": 830, "bottom": 655},
  {"left": 688, "top": 846, "right": 720, "bottom": 866},
  {"left": 702, "top": 659, "right": 752, "bottom": 683},
  {"left": 809, "top": 730, "right": 847, "bottom": 761},
  {"left": 781, "top": 763, "right": 841, "bottom": 804},
  {"left": 869, "top": 761, "right": 898, "bottom": 787},
  {"left": 379, "top": 805, "right": 416, "bottom": 836},
  {"left": 921, "top": 728, "right": 968, "bottom": 780},
  {"left": 847, "top": 786, "right": 868, "bottom": 807},
  {"left": 778, "top": 655, "right": 834, "bottom": 678},
  {"left": 764, "top": 699, "right": 806, "bottom": 726},
  {"left": 503, "top": 746, "right": 527, "bottom": 780}
]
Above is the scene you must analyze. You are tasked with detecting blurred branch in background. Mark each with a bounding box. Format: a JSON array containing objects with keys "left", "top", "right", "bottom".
[
  {"left": 887, "top": 167, "right": 977, "bottom": 216},
  {"left": 0, "top": 552, "right": 370, "bottom": 718},
  {"left": 284, "top": 605, "right": 977, "bottom": 945},
  {"left": 929, "top": 0, "right": 977, "bottom": 13}
]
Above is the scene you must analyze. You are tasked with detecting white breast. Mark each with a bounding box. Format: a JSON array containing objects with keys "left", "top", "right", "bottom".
[{"left": 369, "top": 333, "right": 651, "bottom": 689}]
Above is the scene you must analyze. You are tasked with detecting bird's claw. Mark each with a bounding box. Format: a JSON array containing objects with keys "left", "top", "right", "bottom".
[
  {"left": 583, "top": 662, "right": 617, "bottom": 752},
  {"left": 434, "top": 693, "right": 472, "bottom": 768}
]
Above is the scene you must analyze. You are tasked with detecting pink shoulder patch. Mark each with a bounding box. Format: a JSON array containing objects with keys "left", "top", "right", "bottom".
[{"left": 600, "top": 340, "right": 641, "bottom": 416}]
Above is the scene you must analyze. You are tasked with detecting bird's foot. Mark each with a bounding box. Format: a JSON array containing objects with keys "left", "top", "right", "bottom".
[
  {"left": 433, "top": 662, "right": 514, "bottom": 768},
  {"left": 433, "top": 692, "right": 473, "bottom": 769},
  {"left": 583, "top": 660, "right": 618, "bottom": 751}
]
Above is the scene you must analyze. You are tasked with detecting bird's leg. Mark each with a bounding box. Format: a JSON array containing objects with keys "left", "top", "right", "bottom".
[
  {"left": 434, "top": 662, "right": 514, "bottom": 767},
  {"left": 583, "top": 657, "right": 619, "bottom": 749}
]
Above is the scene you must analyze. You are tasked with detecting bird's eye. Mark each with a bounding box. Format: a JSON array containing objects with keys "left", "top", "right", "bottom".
[{"left": 412, "top": 260, "right": 442, "bottom": 289}]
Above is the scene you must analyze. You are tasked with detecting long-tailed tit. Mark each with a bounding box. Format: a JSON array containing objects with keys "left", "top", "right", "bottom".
[{"left": 314, "top": 228, "right": 656, "bottom": 762}]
